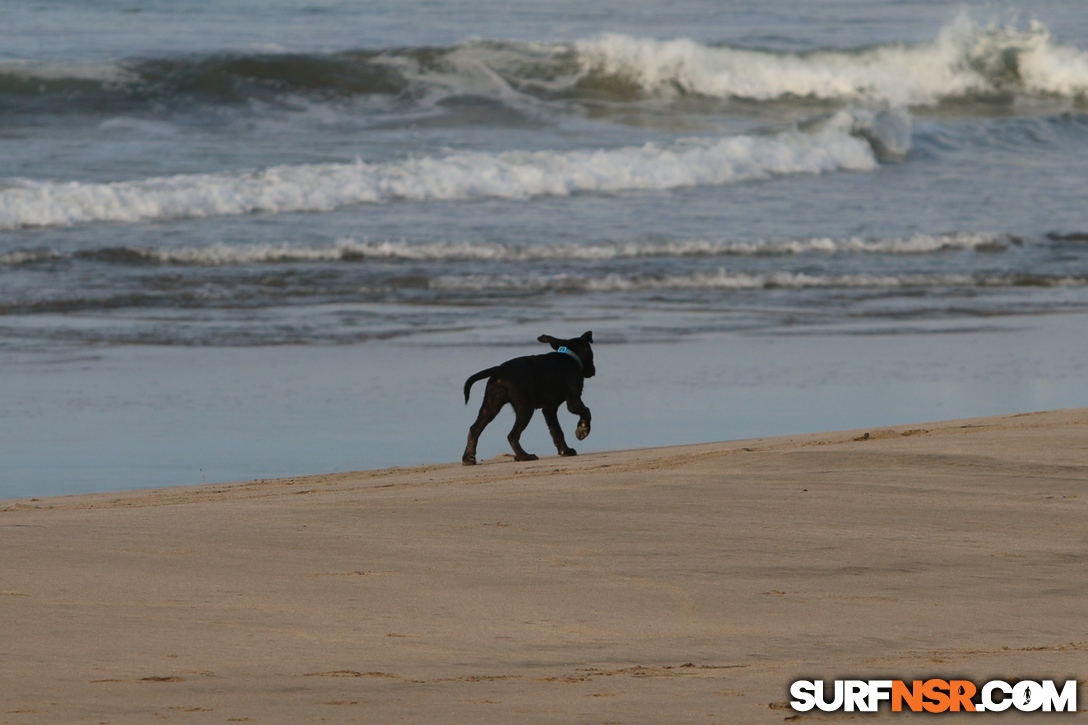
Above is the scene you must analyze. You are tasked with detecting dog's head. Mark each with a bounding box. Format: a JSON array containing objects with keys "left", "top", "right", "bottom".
[{"left": 538, "top": 331, "right": 595, "bottom": 378}]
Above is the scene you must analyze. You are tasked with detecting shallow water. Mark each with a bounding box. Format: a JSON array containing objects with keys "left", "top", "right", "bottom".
[{"left": 4, "top": 312, "right": 1087, "bottom": 499}]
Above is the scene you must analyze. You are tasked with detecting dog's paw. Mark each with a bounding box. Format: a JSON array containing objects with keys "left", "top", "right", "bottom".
[
  {"left": 575, "top": 420, "right": 590, "bottom": 440},
  {"left": 462, "top": 456, "right": 477, "bottom": 466},
  {"left": 514, "top": 453, "right": 539, "bottom": 462},
  {"left": 560, "top": 448, "right": 577, "bottom": 457}
]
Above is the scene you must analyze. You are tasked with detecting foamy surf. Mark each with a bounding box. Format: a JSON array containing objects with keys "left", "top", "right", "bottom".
[
  {"left": 0, "top": 58, "right": 137, "bottom": 84},
  {"left": 429, "top": 269, "right": 1086, "bottom": 294},
  {"left": 0, "top": 232, "right": 1012, "bottom": 268},
  {"left": 571, "top": 15, "right": 1088, "bottom": 106},
  {"left": 8, "top": 15, "right": 1086, "bottom": 114},
  {"left": 0, "top": 116, "right": 881, "bottom": 230},
  {"left": 353, "top": 15, "right": 1088, "bottom": 108}
]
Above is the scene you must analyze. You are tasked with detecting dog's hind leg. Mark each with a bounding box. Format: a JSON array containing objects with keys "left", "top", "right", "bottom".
[
  {"left": 507, "top": 403, "right": 538, "bottom": 462},
  {"left": 542, "top": 405, "right": 576, "bottom": 457},
  {"left": 567, "top": 395, "right": 592, "bottom": 441},
  {"left": 462, "top": 383, "right": 505, "bottom": 466}
]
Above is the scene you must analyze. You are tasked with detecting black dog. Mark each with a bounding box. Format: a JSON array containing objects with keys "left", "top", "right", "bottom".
[{"left": 462, "top": 332, "right": 595, "bottom": 465}]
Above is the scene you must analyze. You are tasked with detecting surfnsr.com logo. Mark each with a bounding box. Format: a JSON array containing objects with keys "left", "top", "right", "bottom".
[{"left": 790, "top": 679, "right": 1078, "bottom": 713}]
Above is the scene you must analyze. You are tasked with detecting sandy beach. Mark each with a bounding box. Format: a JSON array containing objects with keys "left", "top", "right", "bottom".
[{"left": 2, "top": 408, "right": 1086, "bottom": 723}]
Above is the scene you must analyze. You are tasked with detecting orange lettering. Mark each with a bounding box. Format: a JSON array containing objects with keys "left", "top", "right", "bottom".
[
  {"left": 892, "top": 680, "right": 924, "bottom": 712},
  {"left": 922, "top": 679, "right": 950, "bottom": 713},
  {"left": 949, "top": 680, "right": 977, "bottom": 712}
]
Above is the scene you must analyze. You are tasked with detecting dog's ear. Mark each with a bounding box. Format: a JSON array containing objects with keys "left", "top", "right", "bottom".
[
  {"left": 580, "top": 331, "right": 593, "bottom": 343},
  {"left": 538, "top": 334, "right": 561, "bottom": 349}
]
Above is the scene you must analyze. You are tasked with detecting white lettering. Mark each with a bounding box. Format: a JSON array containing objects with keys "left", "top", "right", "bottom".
[
  {"left": 789, "top": 680, "right": 816, "bottom": 712},
  {"left": 814, "top": 680, "right": 844, "bottom": 712},
  {"left": 1014, "top": 680, "right": 1044, "bottom": 712},
  {"left": 1041, "top": 680, "right": 1077, "bottom": 712},
  {"left": 981, "top": 680, "right": 1013, "bottom": 712},
  {"left": 868, "top": 680, "right": 893, "bottom": 711},
  {"left": 792, "top": 677, "right": 1077, "bottom": 713},
  {"left": 843, "top": 680, "right": 870, "bottom": 712}
]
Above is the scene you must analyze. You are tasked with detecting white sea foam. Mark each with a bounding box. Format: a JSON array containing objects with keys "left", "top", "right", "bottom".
[
  {"left": 0, "top": 59, "right": 136, "bottom": 84},
  {"left": 0, "top": 249, "right": 62, "bottom": 266},
  {"left": 0, "top": 120, "right": 877, "bottom": 230},
  {"left": 430, "top": 270, "right": 957, "bottom": 293},
  {"left": 430, "top": 269, "right": 1084, "bottom": 293},
  {"left": 96, "top": 117, "right": 182, "bottom": 138},
  {"left": 570, "top": 15, "right": 1088, "bottom": 105},
  {"left": 0, "top": 232, "right": 1007, "bottom": 267},
  {"left": 314, "top": 231, "right": 1001, "bottom": 262}
]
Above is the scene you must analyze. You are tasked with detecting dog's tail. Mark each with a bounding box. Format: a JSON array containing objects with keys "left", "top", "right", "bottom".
[{"left": 463, "top": 367, "right": 499, "bottom": 404}]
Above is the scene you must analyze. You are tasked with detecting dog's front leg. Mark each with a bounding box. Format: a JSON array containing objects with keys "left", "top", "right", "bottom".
[
  {"left": 543, "top": 406, "right": 576, "bottom": 456},
  {"left": 567, "top": 397, "right": 591, "bottom": 441}
]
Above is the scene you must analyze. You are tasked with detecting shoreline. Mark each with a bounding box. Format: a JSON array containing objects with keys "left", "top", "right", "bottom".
[
  {"left": 3, "top": 408, "right": 1087, "bottom": 722},
  {"left": 7, "top": 309, "right": 1088, "bottom": 500},
  {"left": 2, "top": 405, "right": 1079, "bottom": 509}
]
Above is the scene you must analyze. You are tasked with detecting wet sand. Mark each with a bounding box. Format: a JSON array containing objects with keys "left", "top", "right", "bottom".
[{"left": 2, "top": 408, "right": 1087, "bottom": 723}]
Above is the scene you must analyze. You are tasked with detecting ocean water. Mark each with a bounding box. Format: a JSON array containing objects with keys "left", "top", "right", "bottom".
[{"left": 3, "top": 1, "right": 1088, "bottom": 497}]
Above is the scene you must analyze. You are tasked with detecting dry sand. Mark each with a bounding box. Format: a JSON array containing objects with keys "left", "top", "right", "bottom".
[{"left": 2, "top": 409, "right": 1087, "bottom": 723}]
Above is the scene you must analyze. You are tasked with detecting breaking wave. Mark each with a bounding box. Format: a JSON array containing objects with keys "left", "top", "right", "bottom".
[
  {"left": 0, "top": 232, "right": 1015, "bottom": 267},
  {"left": 570, "top": 15, "right": 1088, "bottom": 106},
  {"left": 429, "top": 269, "right": 1088, "bottom": 293},
  {"left": 4, "top": 15, "right": 1088, "bottom": 111},
  {"left": 0, "top": 112, "right": 882, "bottom": 230}
]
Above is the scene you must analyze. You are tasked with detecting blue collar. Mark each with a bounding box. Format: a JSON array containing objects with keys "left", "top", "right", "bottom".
[{"left": 556, "top": 346, "right": 583, "bottom": 369}]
